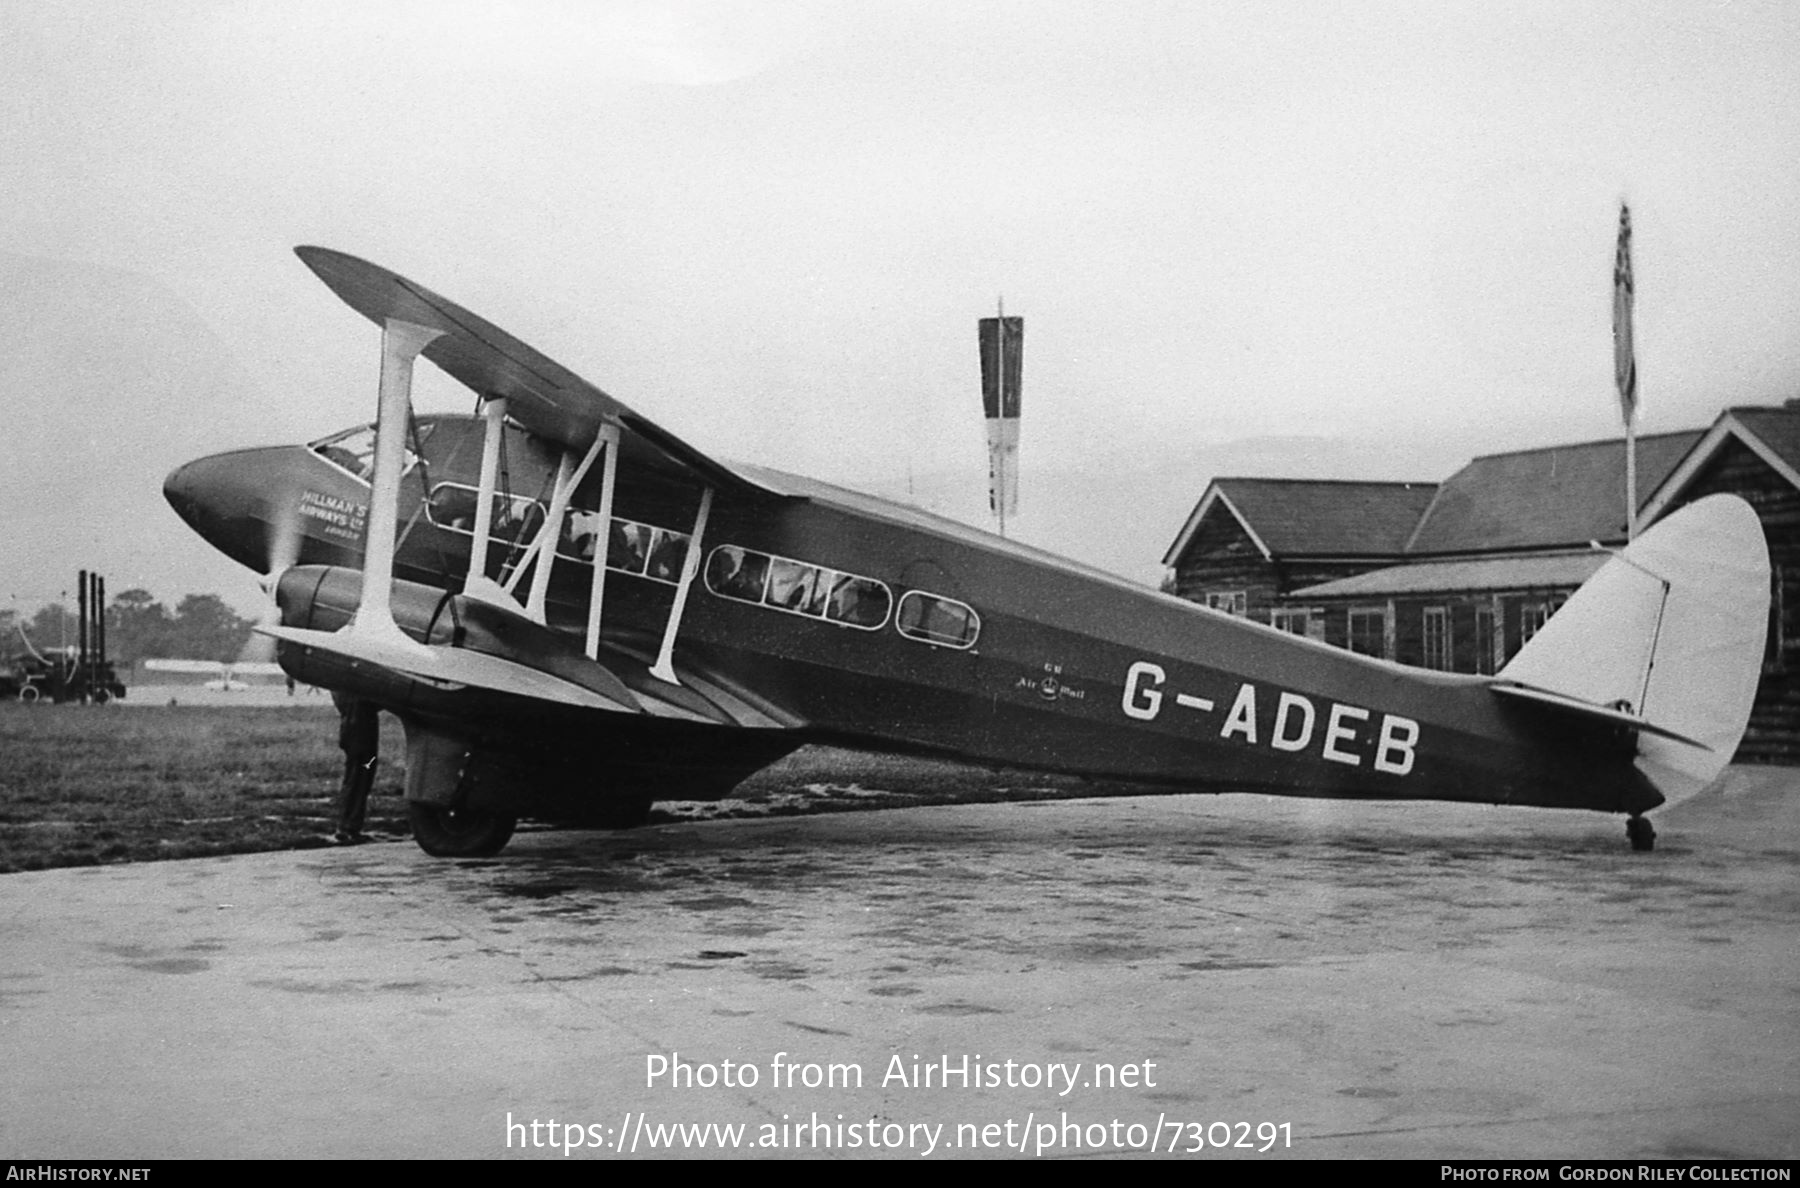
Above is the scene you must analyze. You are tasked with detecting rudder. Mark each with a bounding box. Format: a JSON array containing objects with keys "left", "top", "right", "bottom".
[{"left": 1497, "top": 494, "right": 1769, "bottom": 806}]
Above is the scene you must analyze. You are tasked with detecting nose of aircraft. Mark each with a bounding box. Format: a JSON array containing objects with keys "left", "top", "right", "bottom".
[
  {"left": 163, "top": 446, "right": 306, "bottom": 573},
  {"left": 161, "top": 459, "right": 209, "bottom": 530}
]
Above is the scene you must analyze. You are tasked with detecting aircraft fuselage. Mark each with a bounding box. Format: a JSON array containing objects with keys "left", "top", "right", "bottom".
[{"left": 166, "top": 412, "right": 1658, "bottom": 820}]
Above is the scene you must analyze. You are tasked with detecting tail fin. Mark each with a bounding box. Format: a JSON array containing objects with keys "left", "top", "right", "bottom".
[{"left": 1496, "top": 494, "right": 1769, "bottom": 807}]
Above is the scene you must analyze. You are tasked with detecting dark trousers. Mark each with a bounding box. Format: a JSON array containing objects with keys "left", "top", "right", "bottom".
[
  {"left": 335, "top": 698, "right": 380, "bottom": 835},
  {"left": 337, "top": 753, "right": 377, "bottom": 835}
]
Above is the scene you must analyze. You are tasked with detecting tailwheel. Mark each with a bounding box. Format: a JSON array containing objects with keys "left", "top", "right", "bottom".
[
  {"left": 1626, "top": 815, "right": 1656, "bottom": 853},
  {"left": 407, "top": 802, "right": 517, "bottom": 858}
]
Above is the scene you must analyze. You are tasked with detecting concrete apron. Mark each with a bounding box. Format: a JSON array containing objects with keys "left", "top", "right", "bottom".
[{"left": 2, "top": 767, "right": 1795, "bottom": 1160}]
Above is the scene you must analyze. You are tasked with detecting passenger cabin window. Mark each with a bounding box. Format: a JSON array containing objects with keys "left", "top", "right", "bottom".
[
  {"left": 704, "top": 546, "right": 891, "bottom": 630},
  {"left": 896, "top": 591, "right": 980, "bottom": 649},
  {"left": 426, "top": 488, "right": 690, "bottom": 587},
  {"left": 425, "top": 482, "right": 544, "bottom": 542},
  {"left": 594, "top": 518, "right": 691, "bottom": 583},
  {"left": 309, "top": 424, "right": 424, "bottom": 481}
]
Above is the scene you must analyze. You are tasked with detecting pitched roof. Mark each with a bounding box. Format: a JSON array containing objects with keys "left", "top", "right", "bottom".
[
  {"left": 1162, "top": 479, "right": 1438, "bottom": 566},
  {"left": 1291, "top": 551, "right": 1607, "bottom": 599},
  {"left": 1403, "top": 430, "right": 1703, "bottom": 554},
  {"left": 1164, "top": 404, "right": 1800, "bottom": 570},
  {"left": 1640, "top": 403, "right": 1800, "bottom": 524},
  {"left": 1726, "top": 405, "right": 1800, "bottom": 476}
]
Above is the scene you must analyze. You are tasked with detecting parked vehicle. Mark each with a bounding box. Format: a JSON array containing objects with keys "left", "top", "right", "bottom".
[{"left": 1, "top": 649, "right": 127, "bottom": 704}]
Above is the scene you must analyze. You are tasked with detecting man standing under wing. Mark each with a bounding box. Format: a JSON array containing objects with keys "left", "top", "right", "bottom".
[{"left": 332, "top": 691, "right": 380, "bottom": 844}]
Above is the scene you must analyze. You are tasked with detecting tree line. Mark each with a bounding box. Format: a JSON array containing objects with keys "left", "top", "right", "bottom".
[{"left": 2, "top": 590, "right": 255, "bottom": 665}]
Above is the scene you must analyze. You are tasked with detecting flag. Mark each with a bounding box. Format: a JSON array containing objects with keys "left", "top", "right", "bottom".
[
  {"left": 978, "top": 314, "right": 1023, "bottom": 522},
  {"left": 1612, "top": 203, "right": 1636, "bottom": 425}
]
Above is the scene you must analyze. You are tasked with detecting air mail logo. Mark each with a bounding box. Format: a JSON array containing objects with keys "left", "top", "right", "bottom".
[{"left": 1120, "top": 660, "right": 1419, "bottom": 776}]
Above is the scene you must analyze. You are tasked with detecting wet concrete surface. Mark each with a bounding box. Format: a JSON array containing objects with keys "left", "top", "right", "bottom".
[{"left": 1, "top": 767, "right": 1795, "bottom": 1160}]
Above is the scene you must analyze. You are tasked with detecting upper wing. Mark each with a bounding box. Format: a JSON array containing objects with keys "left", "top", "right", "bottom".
[{"left": 294, "top": 246, "right": 788, "bottom": 501}]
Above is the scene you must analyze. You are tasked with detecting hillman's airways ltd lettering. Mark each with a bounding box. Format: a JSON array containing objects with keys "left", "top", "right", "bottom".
[{"left": 297, "top": 490, "right": 368, "bottom": 542}]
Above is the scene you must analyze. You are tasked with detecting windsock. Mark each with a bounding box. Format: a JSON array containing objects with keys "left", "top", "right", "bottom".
[{"left": 978, "top": 313, "right": 1022, "bottom": 527}]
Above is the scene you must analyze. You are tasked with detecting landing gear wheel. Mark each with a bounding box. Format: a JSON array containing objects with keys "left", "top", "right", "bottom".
[
  {"left": 407, "top": 802, "right": 517, "bottom": 858},
  {"left": 1626, "top": 815, "right": 1656, "bottom": 853}
]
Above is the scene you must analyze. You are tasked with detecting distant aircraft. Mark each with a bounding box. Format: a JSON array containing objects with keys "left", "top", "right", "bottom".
[
  {"left": 164, "top": 248, "right": 1769, "bottom": 856},
  {"left": 144, "top": 659, "right": 288, "bottom": 691}
]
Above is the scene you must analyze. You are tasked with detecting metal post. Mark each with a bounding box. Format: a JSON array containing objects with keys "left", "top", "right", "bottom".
[
  {"left": 77, "top": 570, "right": 88, "bottom": 703},
  {"left": 87, "top": 572, "right": 99, "bottom": 698},
  {"left": 95, "top": 574, "right": 106, "bottom": 679},
  {"left": 1625, "top": 413, "right": 1638, "bottom": 543}
]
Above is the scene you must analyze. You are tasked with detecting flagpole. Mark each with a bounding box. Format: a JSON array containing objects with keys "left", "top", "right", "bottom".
[{"left": 1626, "top": 410, "right": 1637, "bottom": 542}]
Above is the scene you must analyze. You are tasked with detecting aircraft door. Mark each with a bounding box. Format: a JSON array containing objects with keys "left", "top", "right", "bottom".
[{"left": 890, "top": 559, "right": 985, "bottom": 741}]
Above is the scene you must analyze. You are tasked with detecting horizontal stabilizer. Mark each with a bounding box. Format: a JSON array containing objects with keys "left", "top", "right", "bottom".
[
  {"left": 1487, "top": 682, "right": 1709, "bottom": 749},
  {"left": 258, "top": 625, "right": 639, "bottom": 713}
]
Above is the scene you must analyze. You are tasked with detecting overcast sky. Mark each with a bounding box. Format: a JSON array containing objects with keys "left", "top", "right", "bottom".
[{"left": 4, "top": 0, "right": 1799, "bottom": 609}]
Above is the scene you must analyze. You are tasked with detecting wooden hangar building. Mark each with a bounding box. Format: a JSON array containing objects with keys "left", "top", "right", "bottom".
[{"left": 1162, "top": 402, "right": 1800, "bottom": 762}]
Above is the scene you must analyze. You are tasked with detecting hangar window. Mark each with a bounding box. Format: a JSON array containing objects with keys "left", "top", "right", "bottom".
[
  {"left": 1422, "top": 606, "right": 1452, "bottom": 670},
  {"left": 1519, "top": 600, "right": 1552, "bottom": 645},
  {"left": 896, "top": 591, "right": 980, "bottom": 650},
  {"left": 1347, "top": 607, "right": 1388, "bottom": 659},
  {"left": 1271, "top": 607, "right": 1324, "bottom": 641},
  {"left": 1205, "top": 590, "right": 1248, "bottom": 617},
  {"left": 703, "top": 546, "right": 891, "bottom": 630},
  {"left": 1474, "top": 606, "right": 1497, "bottom": 674}
]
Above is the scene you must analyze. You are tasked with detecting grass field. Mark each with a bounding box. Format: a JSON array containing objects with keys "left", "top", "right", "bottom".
[
  {"left": 0, "top": 703, "right": 406, "bottom": 871},
  {"left": 0, "top": 703, "right": 1154, "bottom": 872}
]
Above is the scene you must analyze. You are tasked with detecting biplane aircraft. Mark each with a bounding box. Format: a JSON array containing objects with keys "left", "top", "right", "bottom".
[{"left": 164, "top": 248, "right": 1770, "bottom": 857}]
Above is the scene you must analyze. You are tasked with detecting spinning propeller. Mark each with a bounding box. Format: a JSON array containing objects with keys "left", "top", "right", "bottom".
[{"left": 237, "top": 499, "right": 304, "bottom": 664}]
